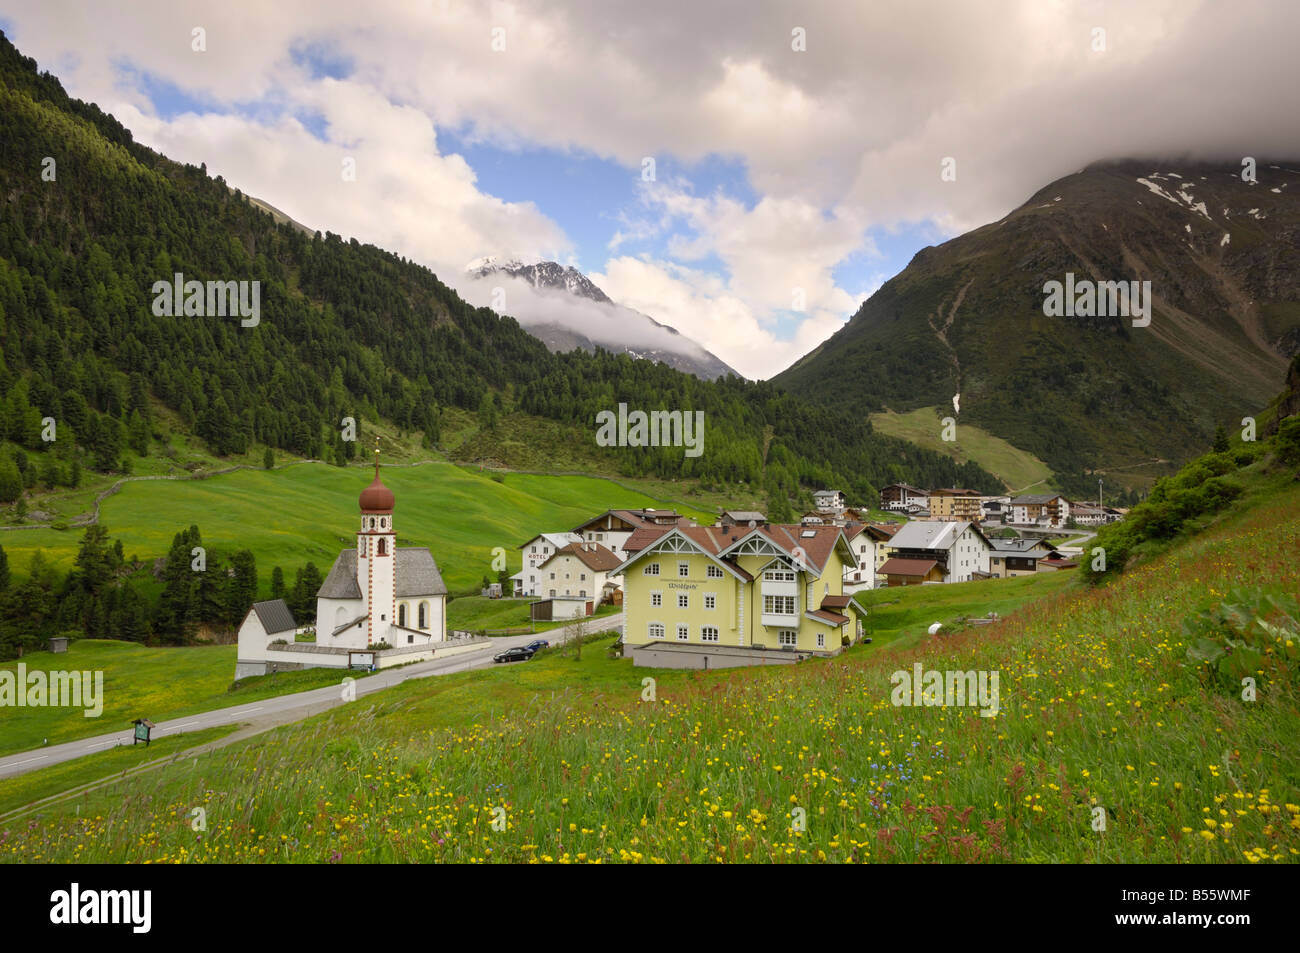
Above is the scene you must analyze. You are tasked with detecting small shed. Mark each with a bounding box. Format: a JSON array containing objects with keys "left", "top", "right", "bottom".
[
  {"left": 48, "top": 636, "right": 69, "bottom": 654},
  {"left": 530, "top": 596, "right": 590, "bottom": 621}
]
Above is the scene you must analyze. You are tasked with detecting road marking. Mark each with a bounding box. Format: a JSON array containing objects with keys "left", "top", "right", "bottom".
[
  {"left": 12, "top": 756, "right": 47, "bottom": 766},
  {"left": 174, "top": 723, "right": 200, "bottom": 729}
]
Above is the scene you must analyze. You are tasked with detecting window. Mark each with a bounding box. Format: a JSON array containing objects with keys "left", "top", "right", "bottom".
[
  {"left": 677, "top": 593, "right": 689, "bottom": 609},
  {"left": 531, "top": 546, "right": 537, "bottom": 554},
  {"left": 644, "top": 563, "right": 660, "bottom": 576},
  {"left": 678, "top": 562, "right": 690, "bottom": 577},
  {"left": 764, "top": 595, "right": 796, "bottom": 614},
  {"left": 580, "top": 573, "right": 587, "bottom": 581},
  {"left": 702, "top": 626, "right": 719, "bottom": 642},
  {"left": 707, "top": 565, "right": 724, "bottom": 578},
  {"left": 399, "top": 604, "right": 407, "bottom": 627},
  {"left": 704, "top": 594, "right": 716, "bottom": 610},
  {"left": 580, "top": 590, "right": 587, "bottom": 597},
  {"left": 817, "top": 632, "right": 825, "bottom": 648},
  {"left": 649, "top": 623, "right": 665, "bottom": 639},
  {"left": 651, "top": 592, "right": 662, "bottom": 607},
  {"left": 418, "top": 602, "right": 428, "bottom": 629},
  {"left": 549, "top": 589, "right": 556, "bottom": 597},
  {"left": 779, "top": 630, "right": 798, "bottom": 646},
  {"left": 408, "top": 634, "right": 414, "bottom": 645},
  {"left": 550, "top": 572, "right": 556, "bottom": 580},
  {"left": 377, "top": 538, "right": 387, "bottom": 556},
  {"left": 763, "top": 569, "right": 795, "bottom": 582},
  {"left": 677, "top": 624, "right": 689, "bottom": 641}
]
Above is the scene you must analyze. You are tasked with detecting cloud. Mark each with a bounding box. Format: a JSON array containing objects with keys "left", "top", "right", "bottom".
[{"left": 5, "top": 0, "right": 1298, "bottom": 378}]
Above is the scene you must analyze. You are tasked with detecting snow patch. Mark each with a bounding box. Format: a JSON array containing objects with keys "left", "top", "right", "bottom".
[{"left": 1220, "top": 233, "right": 1230, "bottom": 247}]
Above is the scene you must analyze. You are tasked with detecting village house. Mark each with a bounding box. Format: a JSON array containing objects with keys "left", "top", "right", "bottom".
[
  {"left": 926, "top": 487, "right": 984, "bottom": 522},
  {"left": 881, "top": 520, "right": 992, "bottom": 585},
  {"left": 841, "top": 522, "right": 898, "bottom": 594},
  {"left": 879, "top": 483, "right": 929, "bottom": 512},
  {"left": 616, "top": 521, "right": 862, "bottom": 669},
  {"left": 813, "top": 489, "right": 847, "bottom": 516},
  {"left": 511, "top": 531, "right": 582, "bottom": 596},
  {"left": 1008, "top": 493, "right": 1071, "bottom": 528},
  {"left": 720, "top": 510, "right": 767, "bottom": 528},
  {"left": 571, "top": 508, "right": 682, "bottom": 567},
  {"left": 535, "top": 540, "right": 622, "bottom": 606},
  {"left": 986, "top": 537, "right": 1057, "bottom": 577}
]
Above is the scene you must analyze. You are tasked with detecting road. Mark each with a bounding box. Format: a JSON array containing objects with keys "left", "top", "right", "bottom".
[{"left": 0, "top": 612, "right": 623, "bottom": 781}]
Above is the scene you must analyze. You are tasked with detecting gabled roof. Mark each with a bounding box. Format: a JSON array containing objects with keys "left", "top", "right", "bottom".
[
  {"left": 610, "top": 525, "right": 753, "bottom": 582},
  {"left": 1010, "top": 493, "right": 1063, "bottom": 505},
  {"left": 572, "top": 509, "right": 680, "bottom": 534},
  {"left": 719, "top": 523, "right": 854, "bottom": 575},
  {"left": 316, "top": 547, "right": 447, "bottom": 600},
  {"left": 889, "top": 520, "right": 972, "bottom": 551},
  {"left": 879, "top": 557, "right": 939, "bottom": 577},
  {"left": 721, "top": 510, "right": 766, "bottom": 523},
  {"left": 806, "top": 609, "right": 850, "bottom": 626},
  {"left": 318, "top": 550, "right": 362, "bottom": 599},
  {"left": 544, "top": 541, "right": 622, "bottom": 571},
  {"left": 251, "top": 599, "right": 296, "bottom": 635},
  {"left": 882, "top": 482, "right": 926, "bottom": 493},
  {"left": 929, "top": 487, "right": 980, "bottom": 497},
  {"left": 820, "top": 594, "right": 853, "bottom": 610},
  {"left": 396, "top": 548, "right": 447, "bottom": 596}
]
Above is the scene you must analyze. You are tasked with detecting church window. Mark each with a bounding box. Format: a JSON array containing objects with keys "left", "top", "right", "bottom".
[
  {"left": 378, "top": 538, "right": 387, "bottom": 556},
  {"left": 399, "top": 604, "right": 407, "bottom": 627},
  {"left": 418, "top": 602, "right": 428, "bottom": 629}
]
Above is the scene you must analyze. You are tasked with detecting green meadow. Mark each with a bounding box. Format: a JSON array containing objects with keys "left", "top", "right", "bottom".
[
  {"left": 870, "top": 405, "right": 1056, "bottom": 494},
  {"left": 0, "top": 639, "right": 385, "bottom": 756},
  {"left": 0, "top": 461, "right": 714, "bottom": 592},
  {"left": 3, "top": 472, "right": 1297, "bottom": 862}
]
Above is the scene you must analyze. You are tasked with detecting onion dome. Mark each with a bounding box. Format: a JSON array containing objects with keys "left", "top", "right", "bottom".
[{"left": 359, "top": 448, "right": 394, "bottom": 513}]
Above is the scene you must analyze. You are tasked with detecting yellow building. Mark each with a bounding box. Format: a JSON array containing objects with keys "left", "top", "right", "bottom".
[
  {"left": 927, "top": 488, "right": 983, "bottom": 522},
  {"left": 616, "top": 522, "right": 862, "bottom": 668}
]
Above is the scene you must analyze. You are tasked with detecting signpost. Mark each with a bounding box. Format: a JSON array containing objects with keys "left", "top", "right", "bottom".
[{"left": 132, "top": 718, "right": 155, "bottom": 746}]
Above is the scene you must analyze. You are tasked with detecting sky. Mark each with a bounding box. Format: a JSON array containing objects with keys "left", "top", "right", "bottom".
[{"left": 2, "top": 0, "right": 1298, "bottom": 379}]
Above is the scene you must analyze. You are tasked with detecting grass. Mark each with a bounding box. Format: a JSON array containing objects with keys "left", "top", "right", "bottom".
[
  {"left": 851, "top": 571, "right": 1076, "bottom": 652},
  {"left": 446, "top": 596, "right": 619, "bottom": 634},
  {"left": 6, "top": 478, "right": 1297, "bottom": 864},
  {"left": 870, "top": 405, "right": 1056, "bottom": 494},
  {"left": 0, "top": 640, "right": 383, "bottom": 756},
  {"left": 1, "top": 461, "right": 714, "bottom": 593},
  {"left": 0, "top": 725, "right": 237, "bottom": 818}
]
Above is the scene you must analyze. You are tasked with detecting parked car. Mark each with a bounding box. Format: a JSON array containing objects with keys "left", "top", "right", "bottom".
[
  {"left": 524, "top": 639, "right": 550, "bottom": 653},
  {"left": 493, "top": 646, "right": 535, "bottom": 664}
]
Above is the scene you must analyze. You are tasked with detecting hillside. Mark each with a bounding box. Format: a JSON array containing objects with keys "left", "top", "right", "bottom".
[{"left": 775, "top": 160, "right": 1300, "bottom": 497}]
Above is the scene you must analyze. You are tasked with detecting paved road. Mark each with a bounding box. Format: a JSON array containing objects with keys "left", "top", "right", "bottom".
[{"left": 0, "top": 613, "right": 623, "bottom": 781}]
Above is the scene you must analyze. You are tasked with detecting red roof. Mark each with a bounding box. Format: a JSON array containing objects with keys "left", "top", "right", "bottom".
[
  {"left": 820, "top": 594, "right": 853, "bottom": 609},
  {"left": 807, "top": 609, "right": 850, "bottom": 626},
  {"left": 547, "top": 542, "right": 622, "bottom": 571},
  {"left": 879, "top": 557, "right": 939, "bottom": 577}
]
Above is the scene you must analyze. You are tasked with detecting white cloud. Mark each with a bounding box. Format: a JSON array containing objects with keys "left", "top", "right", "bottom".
[{"left": 4, "top": 0, "right": 1297, "bottom": 377}]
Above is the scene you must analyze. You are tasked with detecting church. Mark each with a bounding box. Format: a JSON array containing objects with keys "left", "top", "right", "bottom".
[{"left": 316, "top": 450, "right": 448, "bottom": 648}]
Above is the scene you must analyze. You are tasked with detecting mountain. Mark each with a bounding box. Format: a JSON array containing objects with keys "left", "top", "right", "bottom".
[
  {"left": 465, "top": 257, "right": 740, "bottom": 381},
  {"left": 0, "top": 29, "right": 999, "bottom": 508},
  {"left": 775, "top": 159, "right": 1300, "bottom": 496}
]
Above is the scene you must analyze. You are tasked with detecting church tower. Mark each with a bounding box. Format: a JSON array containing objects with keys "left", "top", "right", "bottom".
[{"left": 356, "top": 442, "right": 396, "bottom": 646}]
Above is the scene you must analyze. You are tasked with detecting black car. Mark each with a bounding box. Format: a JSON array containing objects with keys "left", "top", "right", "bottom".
[{"left": 493, "top": 646, "right": 535, "bottom": 664}]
